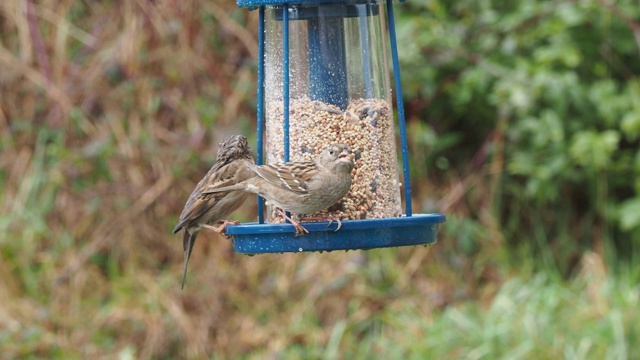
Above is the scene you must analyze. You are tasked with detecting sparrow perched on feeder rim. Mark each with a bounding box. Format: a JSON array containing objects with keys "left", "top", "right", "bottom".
[
  {"left": 203, "top": 143, "right": 354, "bottom": 236},
  {"left": 173, "top": 135, "right": 255, "bottom": 289}
]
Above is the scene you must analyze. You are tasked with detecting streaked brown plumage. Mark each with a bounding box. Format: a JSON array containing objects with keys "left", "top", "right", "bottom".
[
  {"left": 203, "top": 143, "right": 354, "bottom": 235},
  {"left": 173, "top": 135, "right": 255, "bottom": 289}
]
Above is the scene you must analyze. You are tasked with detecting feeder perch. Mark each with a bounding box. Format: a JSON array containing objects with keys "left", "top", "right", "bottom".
[{"left": 229, "top": 0, "right": 446, "bottom": 254}]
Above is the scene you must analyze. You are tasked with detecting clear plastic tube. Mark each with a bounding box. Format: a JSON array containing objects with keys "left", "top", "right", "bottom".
[{"left": 263, "top": 2, "right": 402, "bottom": 221}]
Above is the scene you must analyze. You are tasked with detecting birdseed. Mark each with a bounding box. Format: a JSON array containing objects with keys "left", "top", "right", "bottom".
[{"left": 265, "top": 96, "right": 403, "bottom": 222}]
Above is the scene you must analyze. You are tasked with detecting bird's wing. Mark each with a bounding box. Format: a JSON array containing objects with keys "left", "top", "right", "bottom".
[
  {"left": 253, "top": 161, "right": 316, "bottom": 195},
  {"left": 173, "top": 161, "right": 247, "bottom": 233}
]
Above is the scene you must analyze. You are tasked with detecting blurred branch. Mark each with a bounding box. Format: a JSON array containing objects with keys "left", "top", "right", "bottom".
[
  {"left": 36, "top": 6, "right": 98, "bottom": 46},
  {"left": 25, "top": 0, "right": 52, "bottom": 84},
  {"left": 596, "top": 0, "right": 640, "bottom": 51},
  {"left": 55, "top": 173, "right": 176, "bottom": 285},
  {"left": 0, "top": 44, "right": 72, "bottom": 113},
  {"left": 438, "top": 166, "right": 503, "bottom": 213},
  {"left": 206, "top": 2, "right": 258, "bottom": 60},
  {"left": 222, "top": 66, "right": 252, "bottom": 124},
  {"left": 134, "top": 0, "right": 172, "bottom": 38},
  {"left": 0, "top": 2, "right": 98, "bottom": 46},
  {"left": 0, "top": 105, "right": 7, "bottom": 137}
]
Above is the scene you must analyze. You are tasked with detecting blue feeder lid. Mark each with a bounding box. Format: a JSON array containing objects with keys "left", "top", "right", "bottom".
[
  {"left": 238, "top": 0, "right": 405, "bottom": 8},
  {"left": 226, "top": 214, "right": 445, "bottom": 254}
]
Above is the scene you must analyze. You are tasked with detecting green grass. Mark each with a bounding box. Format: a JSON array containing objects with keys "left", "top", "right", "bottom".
[
  {"left": 394, "top": 275, "right": 635, "bottom": 359},
  {"left": 267, "top": 273, "right": 639, "bottom": 360}
]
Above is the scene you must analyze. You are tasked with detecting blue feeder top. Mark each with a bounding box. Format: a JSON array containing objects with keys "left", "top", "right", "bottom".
[{"left": 238, "top": 0, "right": 404, "bottom": 8}]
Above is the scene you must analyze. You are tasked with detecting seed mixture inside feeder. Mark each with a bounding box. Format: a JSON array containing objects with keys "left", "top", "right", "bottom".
[{"left": 265, "top": 96, "right": 402, "bottom": 222}]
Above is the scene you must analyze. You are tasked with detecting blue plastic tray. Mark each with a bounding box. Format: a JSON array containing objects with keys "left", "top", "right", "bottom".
[{"left": 226, "top": 213, "right": 445, "bottom": 254}]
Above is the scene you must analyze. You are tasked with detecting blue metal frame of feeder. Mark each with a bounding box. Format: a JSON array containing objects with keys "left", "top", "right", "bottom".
[
  {"left": 230, "top": 0, "right": 445, "bottom": 254},
  {"left": 238, "top": 0, "right": 406, "bottom": 8}
]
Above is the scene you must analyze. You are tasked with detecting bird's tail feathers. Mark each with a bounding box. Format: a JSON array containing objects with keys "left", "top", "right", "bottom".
[{"left": 181, "top": 230, "right": 197, "bottom": 289}]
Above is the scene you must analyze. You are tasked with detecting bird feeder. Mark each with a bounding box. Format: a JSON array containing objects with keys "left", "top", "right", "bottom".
[{"left": 228, "top": 0, "right": 445, "bottom": 253}]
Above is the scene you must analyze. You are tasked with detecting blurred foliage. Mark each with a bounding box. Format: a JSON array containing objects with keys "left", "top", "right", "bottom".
[
  {"left": 0, "top": 0, "right": 639, "bottom": 358},
  {"left": 398, "top": 0, "right": 640, "bottom": 271}
]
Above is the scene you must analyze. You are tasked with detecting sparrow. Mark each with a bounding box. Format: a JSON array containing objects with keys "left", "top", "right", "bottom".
[
  {"left": 173, "top": 135, "right": 255, "bottom": 289},
  {"left": 203, "top": 143, "right": 354, "bottom": 235}
]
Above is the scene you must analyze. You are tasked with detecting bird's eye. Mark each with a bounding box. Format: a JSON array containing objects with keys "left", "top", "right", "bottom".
[{"left": 329, "top": 150, "right": 334, "bottom": 155}]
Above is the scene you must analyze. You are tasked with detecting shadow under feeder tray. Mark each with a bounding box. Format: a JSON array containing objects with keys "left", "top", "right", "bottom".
[{"left": 226, "top": 213, "right": 446, "bottom": 254}]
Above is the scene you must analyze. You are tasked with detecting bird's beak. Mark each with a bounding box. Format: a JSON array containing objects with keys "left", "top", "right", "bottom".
[{"left": 338, "top": 150, "right": 351, "bottom": 160}]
